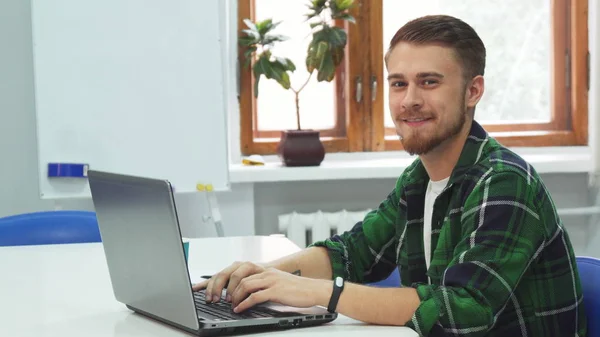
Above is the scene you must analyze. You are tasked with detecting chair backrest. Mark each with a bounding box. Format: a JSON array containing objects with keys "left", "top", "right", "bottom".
[
  {"left": 577, "top": 256, "right": 600, "bottom": 337},
  {"left": 366, "top": 268, "right": 401, "bottom": 288},
  {"left": 0, "top": 210, "right": 101, "bottom": 246}
]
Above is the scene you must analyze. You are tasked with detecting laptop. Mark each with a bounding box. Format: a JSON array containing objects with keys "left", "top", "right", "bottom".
[{"left": 87, "top": 170, "right": 337, "bottom": 336}]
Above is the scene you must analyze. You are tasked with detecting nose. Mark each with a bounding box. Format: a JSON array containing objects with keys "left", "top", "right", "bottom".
[{"left": 401, "top": 85, "right": 423, "bottom": 110}]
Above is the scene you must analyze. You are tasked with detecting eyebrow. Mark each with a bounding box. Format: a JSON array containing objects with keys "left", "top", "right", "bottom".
[{"left": 387, "top": 72, "right": 445, "bottom": 80}]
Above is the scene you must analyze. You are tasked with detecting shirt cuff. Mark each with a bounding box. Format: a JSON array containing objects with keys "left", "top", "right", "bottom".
[
  {"left": 404, "top": 284, "right": 442, "bottom": 336},
  {"left": 309, "top": 238, "right": 350, "bottom": 281}
]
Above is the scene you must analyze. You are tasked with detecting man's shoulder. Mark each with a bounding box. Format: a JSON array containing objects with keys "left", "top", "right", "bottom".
[
  {"left": 471, "top": 137, "right": 543, "bottom": 185},
  {"left": 455, "top": 137, "right": 551, "bottom": 210}
]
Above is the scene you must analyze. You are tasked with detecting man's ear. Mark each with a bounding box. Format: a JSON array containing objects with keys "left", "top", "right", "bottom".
[{"left": 465, "top": 75, "right": 484, "bottom": 109}]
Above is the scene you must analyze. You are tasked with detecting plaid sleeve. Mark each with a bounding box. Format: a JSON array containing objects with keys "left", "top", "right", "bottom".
[
  {"left": 310, "top": 178, "right": 402, "bottom": 283},
  {"left": 406, "top": 172, "right": 546, "bottom": 336}
]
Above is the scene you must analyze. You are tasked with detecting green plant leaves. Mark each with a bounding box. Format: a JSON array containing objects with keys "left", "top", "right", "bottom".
[
  {"left": 276, "top": 57, "right": 297, "bottom": 72},
  {"left": 328, "top": 26, "right": 348, "bottom": 47},
  {"left": 306, "top": 0, "right": 327, "bottom": 20},
  {"left": 254, "top": 18, "right": 280, "bottom": 37},
  {"left": 252, "top": 54, "right": 296, "bottom": 97},
  {"left": 239, "top": 0, "right": 356, "bottom": 97},
  {"left": 328, "top": 0, "right": 355, "bottom": 19},
  {"left": 306, "top": 40, "right": 333, "bottom": 82},
  {"left": 240, "top": 18, "right": 287, "bottom": 48},
  {"left": 306, "top": 25, "right": 348, "bottom": 82},
  {"left": 306, "top": 49, "right": 317, "bottom": 73},
  {"left": 239, "top": 35, "right": 258, "bottom": 47},
  {"left": 239, "top": 17, "right": 292, "bottom": 73},
  {"left": 334, "top": 0, "right": 354, "bottom": 11},
  {"left": 262, "top": 34, "right": 289, "bottom": 46},
  {"left": 317, "top": 52, "right": 335, "bottom": 82}
]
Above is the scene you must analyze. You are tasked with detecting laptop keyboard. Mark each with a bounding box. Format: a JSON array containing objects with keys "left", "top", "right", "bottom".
[{"left": 193, "top": 290, "right": 281, "bottom": 321}]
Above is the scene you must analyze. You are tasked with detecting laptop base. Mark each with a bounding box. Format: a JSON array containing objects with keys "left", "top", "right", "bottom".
[{"left": 126, "top": 304, "right": 336, "bottom": 337}]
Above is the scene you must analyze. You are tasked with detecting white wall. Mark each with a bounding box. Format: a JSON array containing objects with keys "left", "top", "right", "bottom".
[
  {"left": 0, "top": 0, "right": 92, "bottom": 216},
  {"left": 0, "top": 0, "right": 254, "bottom": 237},
  {"left": 0, "top": 0, "right": 598, "bottom": 257},
  {"left": 0, "top": 0, "right": 45, "bottom": 216}
]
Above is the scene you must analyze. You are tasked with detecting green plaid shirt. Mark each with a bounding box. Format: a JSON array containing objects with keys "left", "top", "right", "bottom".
[{"left": 312, "top": 121, "right": 587, "bottom": 337}]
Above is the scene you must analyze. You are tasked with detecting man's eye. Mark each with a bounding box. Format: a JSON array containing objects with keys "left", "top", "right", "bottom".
[
  {"left": 391, "top": 81, "right": 406, "bottom": 87},
  {"left": 423, "top": 79, "right": 438, "bottom": 86}
]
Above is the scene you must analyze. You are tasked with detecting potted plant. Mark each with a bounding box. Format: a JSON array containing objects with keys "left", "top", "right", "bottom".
[{"left": 239, "top": 0, "right": 355, "bottom": 166}]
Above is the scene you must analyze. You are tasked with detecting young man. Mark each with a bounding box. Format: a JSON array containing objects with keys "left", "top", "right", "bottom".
[{"left": 194, "top": 15, "right": 587, "bottom": 336}]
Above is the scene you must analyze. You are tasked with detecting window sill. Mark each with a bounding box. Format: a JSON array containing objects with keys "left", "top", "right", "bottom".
[{"left": 229, "top": 147, "right": 592, "bottom": 184}]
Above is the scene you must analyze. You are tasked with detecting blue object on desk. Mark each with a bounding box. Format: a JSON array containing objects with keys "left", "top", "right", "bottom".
[
  {"left": 182, "top": 240, "right": 189, "bottom": 264},
  {"left": 367, "top": 268, "right": 401, "bottom": 288},
  {"left": 0, "top": 210, "right": 101, "bottom": 246},
  {"left": 47, "top": 163, "right": 89, "bottom": 178},
  {"left": 577, "top": 256, "right": 600, "bottom": 337}
]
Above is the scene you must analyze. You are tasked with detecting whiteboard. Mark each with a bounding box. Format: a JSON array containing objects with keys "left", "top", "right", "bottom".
[{"left": 31, "top": 0, "right": 230, "bottom": 199}]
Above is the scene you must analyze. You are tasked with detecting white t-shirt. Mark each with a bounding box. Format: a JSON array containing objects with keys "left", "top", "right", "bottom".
[{"left": 424, "top": 177, "right": 449, "bottom": 271}]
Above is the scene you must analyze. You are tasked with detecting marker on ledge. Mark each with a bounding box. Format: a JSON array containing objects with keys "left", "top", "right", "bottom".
[
  {"left": 47, "top": 163, "right": 89, "bottom": 178},
  {"left": 196, "top": 183, "right": 225, "bottom": 237}
]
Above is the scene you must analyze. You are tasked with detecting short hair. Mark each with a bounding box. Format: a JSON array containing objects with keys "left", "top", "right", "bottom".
[{"left": 385, "top": 15, "right": 486, "bottom": 81}]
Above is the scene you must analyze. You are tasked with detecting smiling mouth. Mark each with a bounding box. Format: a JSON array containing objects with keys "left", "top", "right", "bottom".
[{"left": 402, "top": 117, "right": 433, "bottom": 125}]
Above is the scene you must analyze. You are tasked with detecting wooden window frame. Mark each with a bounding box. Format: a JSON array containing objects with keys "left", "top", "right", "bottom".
[
  {"left": 371, "top": 0, "right": 589, "bottom": 151},
  {"left": 240, "top": 0, "right": 589, "bottom": 156},
  {"left": 238, "top": 0, "right": 368, "bottom": 155}
]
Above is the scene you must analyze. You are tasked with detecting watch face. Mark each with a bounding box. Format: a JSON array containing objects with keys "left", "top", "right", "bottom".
[{"left": 335, "top": 277, "right": 344, "bottom": 287}]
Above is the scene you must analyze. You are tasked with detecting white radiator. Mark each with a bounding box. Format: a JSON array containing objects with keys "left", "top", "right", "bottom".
[{"left": 278, "top": 209, "right": 372, "bottom": 248}]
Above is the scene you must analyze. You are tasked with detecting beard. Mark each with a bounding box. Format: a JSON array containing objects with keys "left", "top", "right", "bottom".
[{"left": 397, "top": 100, "right": 467, "bottom": 156}]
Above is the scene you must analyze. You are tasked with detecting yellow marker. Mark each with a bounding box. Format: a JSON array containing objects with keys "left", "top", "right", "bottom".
[
  {"left": 196, "top": 181, "right": 224, "bottom": 237},
  {"left": 242, "top": 154, "right": 265, "bottom": 166}
]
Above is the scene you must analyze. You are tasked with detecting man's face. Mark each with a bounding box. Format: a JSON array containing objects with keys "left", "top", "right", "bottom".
[{"left": 386, "top": 42, "right": 473, "bottom": 156}]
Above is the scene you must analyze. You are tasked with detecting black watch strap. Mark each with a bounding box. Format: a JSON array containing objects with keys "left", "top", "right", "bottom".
[{"left": 327, "top": 276, "right": 345, "bottom": 313}]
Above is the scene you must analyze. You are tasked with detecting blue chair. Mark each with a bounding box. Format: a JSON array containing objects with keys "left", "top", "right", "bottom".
[
  {"left": 577, "top": 256, "right": 600, "bottom": 337},
  {"left": 367, "top": 268, "right": 401, "bottom": 287},
  {"left": 0, "top": 210, "right": 101, "bottom": 246}
]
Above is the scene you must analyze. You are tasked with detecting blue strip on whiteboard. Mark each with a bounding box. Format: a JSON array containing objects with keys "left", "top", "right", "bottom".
[{"left": 47, "top": 163, "right": 89, "bottom": 178}]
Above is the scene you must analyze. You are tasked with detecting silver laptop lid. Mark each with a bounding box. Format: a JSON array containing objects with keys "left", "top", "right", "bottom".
[{"left": 88, "top": 170, "right": 199, "bottom": 331}]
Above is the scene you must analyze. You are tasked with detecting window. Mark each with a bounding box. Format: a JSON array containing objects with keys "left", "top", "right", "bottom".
[
  {"left": 238, "top": 0, "right": 363, "bottom": 154},
  {"left": 238, "top": 0, "right": 589, "bottom": 155},
  {"left": 253, "top": 0, "right": 337, "bottom": 134}
]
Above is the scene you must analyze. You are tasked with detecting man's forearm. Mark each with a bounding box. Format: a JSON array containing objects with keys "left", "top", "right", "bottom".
[
  {"left": 315, "top": 280, "right": 421, "bottom": 326},
  {"left": 262, "top": 246, "right": 333, "bottom": 280}
]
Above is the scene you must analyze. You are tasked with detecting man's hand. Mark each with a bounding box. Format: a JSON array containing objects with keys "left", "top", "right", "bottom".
[
  {"left": 229, "top": 268, "right": 331, "bottom": 313},
  {"left": 192, "top": 261, "right": 266, "bottom": 303}
]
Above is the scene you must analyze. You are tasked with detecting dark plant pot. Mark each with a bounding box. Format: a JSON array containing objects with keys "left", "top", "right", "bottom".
[{"left": 277, "top": 130, "right": 325, "bottom": 167}]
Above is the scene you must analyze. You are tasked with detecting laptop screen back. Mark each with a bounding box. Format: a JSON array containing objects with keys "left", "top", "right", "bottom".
[{"left": 88, "top": 170, "right": 199, "bottom": 331}]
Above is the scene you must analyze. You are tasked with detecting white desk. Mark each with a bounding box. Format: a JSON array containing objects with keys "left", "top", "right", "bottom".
[{"left": 0, "top": 236, "right": 417, "bottom": 337}]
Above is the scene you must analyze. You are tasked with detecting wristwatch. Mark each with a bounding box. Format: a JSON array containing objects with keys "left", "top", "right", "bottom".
[{"left": 327, "top": 276, "right": 345, "bottom": 313}]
